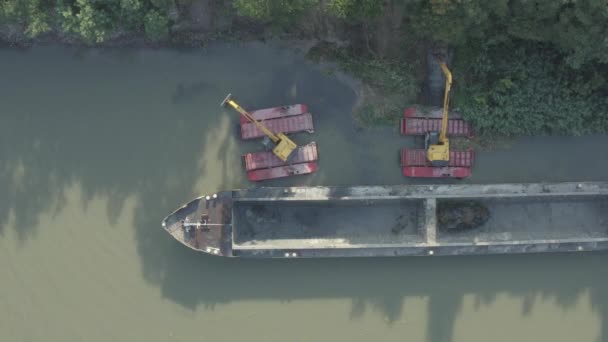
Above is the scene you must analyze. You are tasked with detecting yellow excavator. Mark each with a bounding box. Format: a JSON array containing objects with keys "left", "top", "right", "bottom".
[
  {"left": 221, "top": 94, "right": 297, "bottom": 162},
  {"left": 425, "top": 60, "right": 452, "bottom": 167}
]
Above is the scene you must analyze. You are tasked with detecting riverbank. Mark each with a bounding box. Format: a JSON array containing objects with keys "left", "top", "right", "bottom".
[
  {"left": 0, "top": 15, "right": 262, "bottom": 49},
  {"left": 0, "top": 0, "right": 421, "bottom": 129},
  {"left": 2, "top": 0, "right": 606, "bottom": 137},
  {"left": 0, "top": 0, "right": 350, "bottom": 48}
]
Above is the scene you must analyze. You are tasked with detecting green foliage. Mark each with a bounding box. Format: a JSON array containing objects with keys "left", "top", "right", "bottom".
[
  {"left": 1, "top": 0, "right": 52, "bottom": 38},
  {"left": 119, "top": 0, "right": 144, "bottom": 30},
  {"left": 0, "top": 0, "right": 605, "bottom": 138},
  {"left": 407, "top": 0, "right": 608, "bottom": 69},
  {"left": 505, "top": 0, "right": 608, "bottom": 69},
  {"left": 403, "top": 0, "right": 608, "bottom": 136},
  {"left": 54, "top": 0, "right": 171, "bottom": 43},
  {"left": 233, "top": 0, "right": 319, "bottom": 30},
  {"left": 339, "top": 56, "right": 417, "bottom": 98},
  {"left": 308, "top": 42, "right": 418, "bottom": 126},
  {"left": 24, "top": 0, "right": 51, "bottom": 37},
  {"left": 58, "top": 0, "right": 111, "bottom": 43},
  {"left": 340, "top": 55, "right": 418, "bottom": 126},
  {"left": 408, "top": 0, "right": 512, "bottom": 47},
  {"left": 144, "top": 9, "right": 168, "bottom": 41},
  {"left": 454, "top": 44, "right": 608, "bottom": 136},
  {"left": 326, "top": 0, "right": 382, "bottom": 20},
  {"left": 232, "top": 0, "right": 382, "bottom": 29},
  {"left": 0, "top": 0, "right": 171, "bottom": 43},
  {"left": 149, "top": 0, "right": 169, "bottom": 9},
  {"left": 0, "top": 1, "right": 19, "bottom": 20}
]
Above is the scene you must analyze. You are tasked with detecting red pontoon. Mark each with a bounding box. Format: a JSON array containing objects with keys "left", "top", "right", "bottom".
[
  {"left": 240, "top": 104, "right": 308, "bottom": 124},
  {"left": 400, "top": 148, "right": 474, "bottom": 179},
  {"left": 244, "top": 142, "right": 319, "bottom": 181},
  {"left": 240, "top": 105, "right": 314, "bottom": 140},
  {"left": 400, "top": 107, "right": 473, "bottom": 137}
]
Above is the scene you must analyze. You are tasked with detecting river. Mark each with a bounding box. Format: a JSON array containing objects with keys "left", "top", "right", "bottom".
[{"left": 1, "top": 43, "right": 608, "bottom": 342}]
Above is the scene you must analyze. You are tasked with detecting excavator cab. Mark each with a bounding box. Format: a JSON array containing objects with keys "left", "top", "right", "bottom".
[
  {"left": 425, "top": 132, "right": 450, "bottom": 167},
  {"left": 271, "top": 132, "right": 297, "bottom": 162}
]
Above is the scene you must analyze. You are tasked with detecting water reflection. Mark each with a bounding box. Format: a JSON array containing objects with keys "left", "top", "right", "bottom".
[
  {"left": 156, "top": 248, "right": 608, "bottom": 341},
  {"left": 172, "top": 81, "right": 216, "bottom": 104}
]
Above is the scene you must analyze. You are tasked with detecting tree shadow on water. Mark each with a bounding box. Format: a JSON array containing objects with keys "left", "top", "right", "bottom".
[
  {"left": 153, "top": 248, "right": 608, "bottom": 342},
  {"left": 0, "top": 95, "right": 215, "bottom": 243}
]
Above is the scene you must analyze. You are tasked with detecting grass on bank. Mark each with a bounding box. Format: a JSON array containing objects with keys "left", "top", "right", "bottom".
[{"left": 307, "top": 41, "right": 419, "bottom": 127}]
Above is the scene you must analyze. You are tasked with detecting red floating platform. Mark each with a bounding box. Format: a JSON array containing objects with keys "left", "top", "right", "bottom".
[
  {"left": 244, "top": 143, "right": 319, "bottom": 181},
  {"left": 240, "top": 104, "right": 308, "bottom": 124},
  {"left": 400, "top": 107, "right": 473, "bottom": 137},
  {"left": 241, "top": 113, "right": 314, "bottom": 140},
  {"left": 247, "top": 162, "right": 318, "bottom": 181},
  {"left": 400, "top": 148, "right": 474, "bottom": 179},
  {"left": 244, "top": 143, "right": 318, "bottom": 171}
]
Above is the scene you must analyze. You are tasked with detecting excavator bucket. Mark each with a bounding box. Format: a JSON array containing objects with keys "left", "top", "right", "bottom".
[{"left": 220, "top": 93, "right": 233, "bottom": 108}]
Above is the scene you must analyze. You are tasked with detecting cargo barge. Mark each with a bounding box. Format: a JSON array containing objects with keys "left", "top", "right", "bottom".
[{"left": 161, "top": 182, "right": 608, "bottom": 258}]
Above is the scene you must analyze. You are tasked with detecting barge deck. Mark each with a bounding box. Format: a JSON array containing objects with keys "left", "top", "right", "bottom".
[
  {"left": 242, "top": 142, "right": 319, "bottom": 181},
  {"left": 162, "top": 182, "right": 608, "bottom": 258}
]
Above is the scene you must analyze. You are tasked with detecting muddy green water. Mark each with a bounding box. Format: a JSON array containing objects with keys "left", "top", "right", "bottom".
[{"left": 1, "top": 43, "right": 608, "bottom": 342}]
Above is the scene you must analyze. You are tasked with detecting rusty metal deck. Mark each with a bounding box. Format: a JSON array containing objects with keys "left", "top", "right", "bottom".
[
  {"left": 244, "top": 142, "right": 318, "bottom": 171},
  {"left": 240, "top": 113, "right": 314, "bottom": 140}
]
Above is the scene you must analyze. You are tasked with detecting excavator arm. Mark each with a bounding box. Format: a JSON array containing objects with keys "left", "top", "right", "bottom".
[
  {"left": 438, "top": 61, "right": 452, "bottom": 143},
  {"left": 222, "top": 94, "right": 279, "bottom": 143},
  {"left": 425, "top": 59, "right": 452, "bottom": 166},
  {"left": 221, "top": 94, "right": 297, "bottom": 162}
]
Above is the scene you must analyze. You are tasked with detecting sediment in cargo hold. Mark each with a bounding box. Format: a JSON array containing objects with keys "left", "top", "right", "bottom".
[{"left": 437, "top": 201, "right": 490, "bottom": 232}]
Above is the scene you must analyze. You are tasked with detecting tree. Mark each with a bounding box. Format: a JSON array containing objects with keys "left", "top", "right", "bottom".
[
  {"left": 144, "top": 9, "right": 168, "bottom": 41},
  {"left": 233, "top": 0, "right": 319, "bottom": 30},
  {"left": 119, "top": 0, "right": 145, "bottom": 30},
  {"left": 498, "top": 0, "right": 608, "bottom": 69},
  {"left": 0, "top": 0, "right": 51, "bottom": 38},
  {"left": 58, "top": 0, "right": 112, "bottom": 43},
  {"left": 326, "top": 0, "right": 382, "bottom": 21},
  {"left": 406, "top": 0, "right": 509, "bottom": 46}
]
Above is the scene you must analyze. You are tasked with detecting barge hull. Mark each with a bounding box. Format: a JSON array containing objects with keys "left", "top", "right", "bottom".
[
  {"left": 162, "top": 182, "right": 608, "bottom": 258},
  {"left": 241, "top": 104, "right": 308, "bottom": 124}
]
